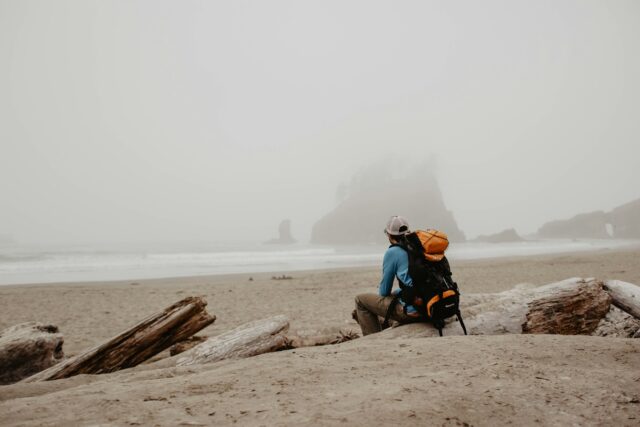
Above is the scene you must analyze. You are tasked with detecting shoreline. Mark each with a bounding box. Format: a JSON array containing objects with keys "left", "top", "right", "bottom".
[
  {"left": 1, "top": 238, "right": 638, "bottom": 287},
  {"left": 2, "top": 242, "right": 639, "bottom": 290}
]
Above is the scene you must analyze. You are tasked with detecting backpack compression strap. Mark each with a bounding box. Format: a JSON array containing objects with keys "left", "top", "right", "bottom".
[{"left": 382, "top": 295, "right": 400, "bottom": 329}]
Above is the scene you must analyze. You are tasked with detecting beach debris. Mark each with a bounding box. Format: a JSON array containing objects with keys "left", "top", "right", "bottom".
[
  {"left": 367, "top": 278, "right": 622, "bottom": 338},
  {"left": 283, "top": 329, "right": 360, "bottom": 349},
  {"left": 170, "top": 335, "right": 209, "bottom": 356},
  {"left": 0, "top": 322, "right": 64, "bottom": 385},
  {"left": 271, "top": 275, "right": 293, "bottom": 280},
  {"left": 603, "top": 280, "right": 640, "bottom": 320},
  {"left": 24, "top": 296, "right": 215, "bottom": 382},
  {"left": 522, "top": 279, "right": 611, "bottom": 334},
  {"left": 593, "top": 306, "right": 640, "bottom": 338},
  {"left": 176, "top": 315, "right": 289, "bottom": 366}
]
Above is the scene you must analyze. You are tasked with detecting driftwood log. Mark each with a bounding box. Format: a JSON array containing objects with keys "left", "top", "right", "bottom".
[
  {"left": 176, "top": 315, "right": 289, "bottom": 366},
  {"left": 0, "top": 323, "right": 64, "bottom": 384},
  {"left": 593, "top": 306, "right": 640, "bottom": 338},
  {"left": 24, "top": 296, "right": 215, "bottom": 382},
  {"left": 604, "top": 280, "right": 640, "bottom": 320},
  {"left": 169, "top": 335, "right": 209, "bottom": 356},
  {"left": 284, "top": 330, "right": 359, "bottom": 349},
  {"left": 373, "top": 278, "right": 615, "bottom": 339}
]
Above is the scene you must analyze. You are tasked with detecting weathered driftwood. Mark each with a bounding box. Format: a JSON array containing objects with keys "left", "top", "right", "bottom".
[
  {"left": 170, "top": 335, "right": 208, "bottom": 356},
  {"left": 176, "top": 315, "right": 289, "bottom": 366},
  {"left": 24, "top": 296, "right": 215, "bottom": 382},
  {"left": 372, "top": 278, "right": 613, "bottom": 339},
  {"left": 284, "top": 330, "right": 359, "bottom": 349},
  {"left": 603, "top": 280, "right": 640, "bottom": 320},
  {"left": 593, "top": 306, "right": 640, "bottom": 338},
  {"left": 0, "top": 323, "right": 64, "bottom": 384},
  {"left": 522, "top": 280, "right": 611, "bottom": 334}
]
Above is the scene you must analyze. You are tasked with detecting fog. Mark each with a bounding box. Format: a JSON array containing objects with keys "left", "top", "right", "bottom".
[{"left": 1, "top": 1, "right": 639, "bottom": 247}]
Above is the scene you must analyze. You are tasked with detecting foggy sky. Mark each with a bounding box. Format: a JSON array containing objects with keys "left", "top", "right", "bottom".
[{"left": 1, "top": 1, "right": 639, "bottom": 246}]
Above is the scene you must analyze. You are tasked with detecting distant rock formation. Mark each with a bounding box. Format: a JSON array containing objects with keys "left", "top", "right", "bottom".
[
  {"left": 311, "top": 161, "right": 465, "bottom": 245},
  {"left": 537, "top": 198, "right": 640, "bottom": 239},
  {"left": 264, "top": 219, "right": 296, "bottom": 244},
  {"left": 609, "top": 199, "right": 640, "bottom": 238},
  {"left": 538, "top": 211, "right": 611, "bottom": 239},
  {"left": 473, "top": 228, "right": 524, "bottom": 243}
]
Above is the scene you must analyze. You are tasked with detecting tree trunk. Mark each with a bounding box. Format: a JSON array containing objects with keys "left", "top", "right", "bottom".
[
  {"left": 372, "top": 278, "right": 612, "bottom": 339},
  {"left": 603, "top": 280, "right": 640, "bottom": 320},
  {"left": 175, "top": 315, "right": 289, "bottom": 366},
  {"left": 0, "top": 323, "right": 64, "bottom": 385},
  {"left": 24, "top": 296, "right": 215, "bottom": 382}
]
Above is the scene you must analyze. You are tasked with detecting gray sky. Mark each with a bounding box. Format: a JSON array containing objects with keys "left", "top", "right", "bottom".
[{"left": 1, "top": 0, "right": 639, "bottom": 246}]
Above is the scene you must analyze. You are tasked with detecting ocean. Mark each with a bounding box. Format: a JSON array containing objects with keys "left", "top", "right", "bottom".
[{"left": 0, "top": 239, "right": 638, "bottom": 286}]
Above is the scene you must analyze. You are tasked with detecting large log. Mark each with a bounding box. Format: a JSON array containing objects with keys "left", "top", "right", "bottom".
[
  {"left": 176, "top": 315, "right": 289, "bottom": 366},
  {"left": 0, "top": 323, "right": 64, "bottom": 384},
  {"left": 603, "top": 280, "right": 640, "bottom": 320},
  {"left": 24, "top": 296, "right": 215, "bottom": 382},
  {"left": 373, "top": 278, "right": 612, "bottom": 339},
  {"left": 284, "top": 329, "right": 360, "bottom": 349},
  {"left": 522, "top": 280, "right": 611, "bottom": 334}
]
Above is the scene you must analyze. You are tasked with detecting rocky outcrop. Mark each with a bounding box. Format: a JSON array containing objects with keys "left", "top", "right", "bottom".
[
  {"left": 265, "top": 219, "right": 296, "bottom": 244},
  {"left": 311, "top": 162, "right": 465, "bottom": 245},
  {"left": 538, "top": 211, "right": 610, "bottom": 239},
  {"left": 609, "top": 198, "right": 640, "bottom": 238},
  {"left": 474, "top": 228, "right": 524, "bottom": 243},
  {"left": 536, "top": 198, "right": 640, "bottom": 239}
]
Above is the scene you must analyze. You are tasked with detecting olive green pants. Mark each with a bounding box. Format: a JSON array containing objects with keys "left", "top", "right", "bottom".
[{"left": 354, "top": 293, "right": 419, "bottom": 336}]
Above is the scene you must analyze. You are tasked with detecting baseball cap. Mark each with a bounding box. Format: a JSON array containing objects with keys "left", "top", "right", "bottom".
[{"left": 384, "top": 216, "right": 410, "bottom": 236}]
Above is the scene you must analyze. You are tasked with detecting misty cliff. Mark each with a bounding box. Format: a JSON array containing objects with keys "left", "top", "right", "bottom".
[
  {"left": 537, "top": 198, "right": 640, "bottom": 239},
  {"left": 310, "top": 163, "right": 465, "bottom": 245}
]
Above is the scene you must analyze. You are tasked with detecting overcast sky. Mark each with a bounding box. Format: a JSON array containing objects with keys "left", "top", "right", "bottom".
[{"left": 1, "top": 1, "right": 639, "bottom": 246}]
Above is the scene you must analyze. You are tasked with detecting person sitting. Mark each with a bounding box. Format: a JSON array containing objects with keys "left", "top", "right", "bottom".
[{"left": 354, "top": 215, "right": 420, "bottom": 335}]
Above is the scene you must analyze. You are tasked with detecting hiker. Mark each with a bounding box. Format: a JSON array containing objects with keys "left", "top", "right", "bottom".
[{"left": 354, "top": 216, "right": 420, "bottom": 335}]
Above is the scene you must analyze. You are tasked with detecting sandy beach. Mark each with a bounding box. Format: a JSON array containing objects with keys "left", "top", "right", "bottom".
[{"left": 1, "top": 248, "right": 639, "bottom": 426}]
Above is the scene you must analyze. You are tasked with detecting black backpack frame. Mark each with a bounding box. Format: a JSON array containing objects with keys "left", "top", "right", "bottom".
[{"left": 383, "top": 234, "right": 467, "bottom": 336}]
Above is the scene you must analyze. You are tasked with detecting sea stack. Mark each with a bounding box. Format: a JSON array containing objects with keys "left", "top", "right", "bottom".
[
  {"left": 265, "top": 219, "right": 296, "bottom": 244},
  {"left": 311, "top": 162, "right": 465, "bottom": 245}
]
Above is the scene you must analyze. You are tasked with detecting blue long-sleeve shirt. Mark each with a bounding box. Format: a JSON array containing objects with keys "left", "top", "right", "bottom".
[{"left": 378, "top": 245, "right": 413, "bottom": 296}]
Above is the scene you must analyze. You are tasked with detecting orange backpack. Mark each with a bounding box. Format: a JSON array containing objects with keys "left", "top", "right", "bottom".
[{"left": 414, "top": 229, "right": 449, "bottom": 262}]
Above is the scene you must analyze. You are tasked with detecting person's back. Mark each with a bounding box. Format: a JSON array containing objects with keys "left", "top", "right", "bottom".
[{"left": 354, "top": 216, "right": 420, "bottom": 335}]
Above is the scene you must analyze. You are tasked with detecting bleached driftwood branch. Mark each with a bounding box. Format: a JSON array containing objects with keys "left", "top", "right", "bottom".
[
  {"left": 176, "top": 315, "right": 289, "bottom": 366},
  {"left": 603, "top": 280, "right": 640, "bottom": 320},
  {"left": 24, "top": 296, "right": 215, "bottom": 382},
  {"left": 284, "top": 330, "right": 359, "bottom": 349},
  {"left": 0, "top": 323, "right": 64, "bottom": 384},
  {"left": 372, "top": 278, "right": 614, "bottom": 339}
]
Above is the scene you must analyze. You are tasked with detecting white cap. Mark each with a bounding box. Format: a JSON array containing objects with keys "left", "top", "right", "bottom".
[{"left": 385, "top": 216, "right": 410, "bottom": 236}]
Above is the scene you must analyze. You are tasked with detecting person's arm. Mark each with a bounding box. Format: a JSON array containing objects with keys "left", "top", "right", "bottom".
[
  {"left": 378, "top": 248, "right": 397, "bottom": 296},
  {"left": 396, "top": 249, "right": 412, "bottom": 287}
]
